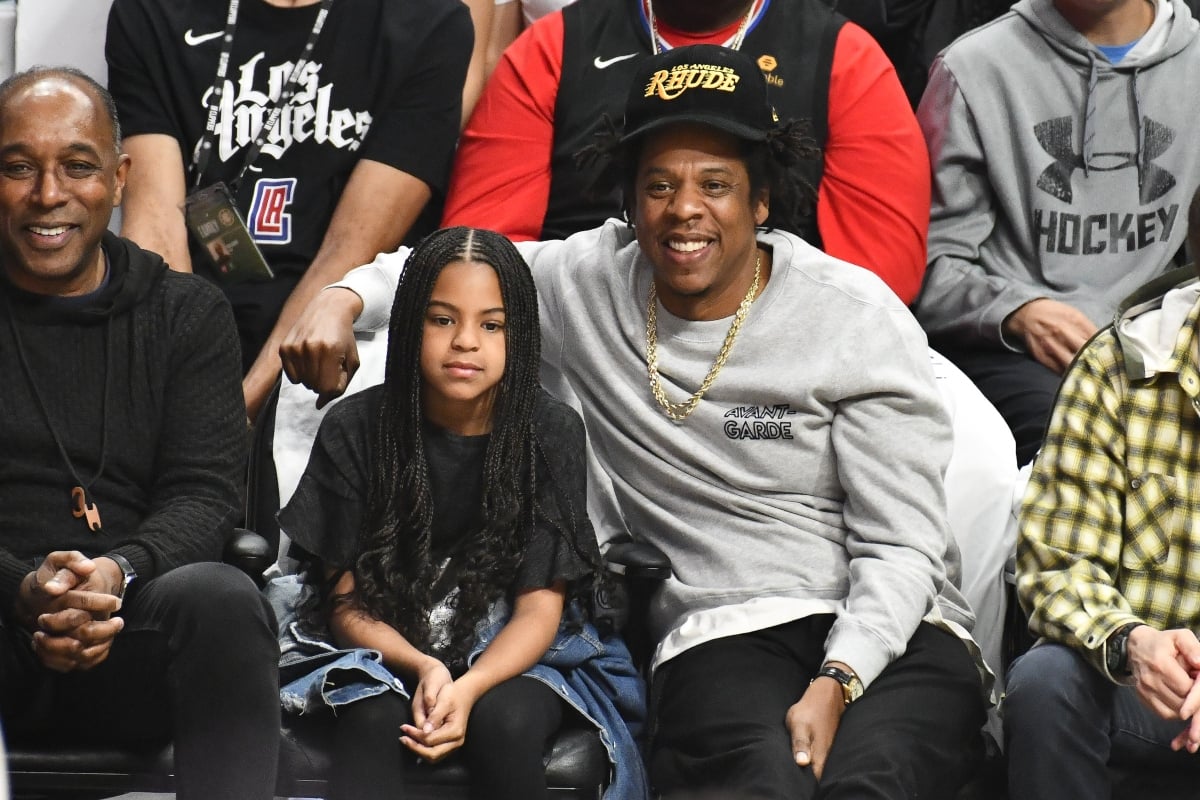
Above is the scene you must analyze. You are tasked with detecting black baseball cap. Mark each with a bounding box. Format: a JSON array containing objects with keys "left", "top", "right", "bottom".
[{"left": 619, "top": 44, "right": 778, "bottom": 145}]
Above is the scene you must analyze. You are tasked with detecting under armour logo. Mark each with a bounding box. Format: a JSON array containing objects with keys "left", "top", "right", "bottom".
[{"left": 1034, "top": 116, "right": 1176, "bottom": 205}]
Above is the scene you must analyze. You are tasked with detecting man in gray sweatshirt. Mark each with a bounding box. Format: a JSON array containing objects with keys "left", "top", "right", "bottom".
[
  {"left": 915, "top": 0, "right": 1200, "bottom": 465},
  {"left": 282, "top": 45, "right": 986, "bottom": 799}
]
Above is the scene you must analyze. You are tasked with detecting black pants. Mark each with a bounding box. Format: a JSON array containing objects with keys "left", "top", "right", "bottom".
[
  {"left": 649, "top": 616, "right": 985, "bottom": 800},
  {"left": 0, "top": 562, "right": 281, "bottom": 800},
  {"left": 330, "top": 674, "right": 565, "bottom": 800},
  {"left": 932, "top": 341, "right": 1062, "bottom": 467}
]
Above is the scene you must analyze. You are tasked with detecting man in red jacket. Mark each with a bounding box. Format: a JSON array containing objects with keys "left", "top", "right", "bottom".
[{"left": 443, "top": 0, "right": 931, "bottom": 304}]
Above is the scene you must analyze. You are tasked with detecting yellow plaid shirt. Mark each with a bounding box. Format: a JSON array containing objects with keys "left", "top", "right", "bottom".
[{"left": 1017, "top": 293, "right": 1200, "bottom": 682}]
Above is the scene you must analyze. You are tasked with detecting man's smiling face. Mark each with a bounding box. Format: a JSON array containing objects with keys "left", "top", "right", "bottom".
[
  {"left": 0, "top": 75, "right": 128, "bottom": 296},
  {"left": 633, "top": 122, "right": 768, "bottom": 321}
]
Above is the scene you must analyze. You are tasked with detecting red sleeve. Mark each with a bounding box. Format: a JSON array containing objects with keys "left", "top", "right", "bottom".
[
  {"left": 441, "top": 12, "right": 564, "bottom": 241},
  {"left": 818, "top": 23, "right": 930, "bottom": 304}
]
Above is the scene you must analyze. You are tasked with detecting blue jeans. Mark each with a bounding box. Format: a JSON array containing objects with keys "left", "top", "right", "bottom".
[{"left": 1005, "top": 642, "right": 1200, "bottom": 799}]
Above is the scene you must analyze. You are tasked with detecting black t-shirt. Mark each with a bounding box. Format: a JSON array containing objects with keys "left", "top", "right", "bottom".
[
  {"left": 106, "top": 0, "right": 471, "bottom": 283},
  {"left": 424, "top": 423, "right": 487, "bottom": 560},
  {"left": 278, "top": 386, "right": 598, "bottom": 597}
]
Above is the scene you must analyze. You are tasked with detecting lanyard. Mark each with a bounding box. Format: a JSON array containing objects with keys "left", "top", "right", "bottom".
[
  {"left": 191, "top": 0, "right": 336, "bottom": 192},
  {"left": 4, "top": 293, "right": 113, "bottom": 533}
]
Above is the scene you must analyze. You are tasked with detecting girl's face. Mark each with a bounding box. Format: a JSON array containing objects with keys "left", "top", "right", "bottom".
[{"left": 420, "top": 258, "right": 507, "bottom": 435}]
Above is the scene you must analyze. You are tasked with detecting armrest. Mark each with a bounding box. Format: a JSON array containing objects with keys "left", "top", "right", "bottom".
[
  {"left": 604, "top": 536, "right": 671, "bottom": 581},
  {"left": 224, "top": 527, "right": 274, "bottom": 587},
  {"left": 594, "top": 534, "right": 672, "bottom": 662}
]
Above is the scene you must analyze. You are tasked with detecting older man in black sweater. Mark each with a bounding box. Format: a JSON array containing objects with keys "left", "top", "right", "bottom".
[{"left": 0, "top": 67, "right": 279, "bottom": 798}]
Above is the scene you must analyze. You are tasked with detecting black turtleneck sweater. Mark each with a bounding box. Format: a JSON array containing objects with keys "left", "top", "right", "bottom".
[{"left": 0, "top": 232, "right": 247, "bottom": 613}]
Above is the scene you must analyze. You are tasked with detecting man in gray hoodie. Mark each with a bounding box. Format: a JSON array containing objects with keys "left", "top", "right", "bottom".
[{"left": 915, "top": 0, "right": 1200, "bottom": 465}]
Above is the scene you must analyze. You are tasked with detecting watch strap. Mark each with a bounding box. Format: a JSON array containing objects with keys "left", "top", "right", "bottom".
[
  {"left": 813, "top": 665, "right": 863, "bottom": 705},
  {"left": 1106, "top": 622, "right": 1143, "bottom": 677},
  {"left": 106, "top": 553, "right": 137, "bottom": 599}
]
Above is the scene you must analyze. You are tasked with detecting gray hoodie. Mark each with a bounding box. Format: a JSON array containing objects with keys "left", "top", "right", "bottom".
[{"left": 915, "top": 0, "right": 1200, "bottom": 346}]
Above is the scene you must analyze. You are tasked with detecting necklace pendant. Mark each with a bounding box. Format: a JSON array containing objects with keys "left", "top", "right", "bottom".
[
  {"left": 70, "top": 486, "right": 102, "bottom": 532},
  {"left": 645, "top": 252, "right": 762, "bottom": 421}
]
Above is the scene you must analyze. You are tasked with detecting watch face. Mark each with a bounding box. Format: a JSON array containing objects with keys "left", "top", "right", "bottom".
[
  {"left": 1105, "top": 624, "right": 1145, "bottom": 676},
  {"left": 819, "top": 666, "right": 863, "bottom": 704},
  {"left": 1107, "top": 636, "right": 1125, "bottom": 673}
]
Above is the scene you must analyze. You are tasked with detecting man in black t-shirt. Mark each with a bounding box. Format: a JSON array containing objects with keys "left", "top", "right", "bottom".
[{"left": 106, "top": 0, "right": 473, "bottom": 420}]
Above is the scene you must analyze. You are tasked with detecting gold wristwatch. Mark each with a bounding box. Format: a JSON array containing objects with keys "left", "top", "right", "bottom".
[{"left": 813, "top": 665, "right": 863, "bottom": 706}]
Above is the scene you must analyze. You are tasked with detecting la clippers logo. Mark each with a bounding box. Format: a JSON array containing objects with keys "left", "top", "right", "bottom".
[
  {"left": 249, "top": 178, "right": 295, "bottom": 244},
  {"left": 1034, "top": 116, "right": 1176, "bottom": 205}
]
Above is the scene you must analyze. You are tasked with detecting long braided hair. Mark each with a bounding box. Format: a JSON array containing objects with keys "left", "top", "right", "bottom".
[{"left": 348, "top": 227, "right": 545, "bottom": 665}]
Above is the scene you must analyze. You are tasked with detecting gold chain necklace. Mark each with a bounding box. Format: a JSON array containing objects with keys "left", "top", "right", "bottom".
[
  {"left": 646, "top": 0, "right": 757, "bottom": 55},
  {"left": 645, "top": 253, "right": 761, "bottom": 421}
]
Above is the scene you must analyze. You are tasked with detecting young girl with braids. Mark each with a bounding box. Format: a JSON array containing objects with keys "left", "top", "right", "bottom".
[{"left": 277, "top": 226, "right": 647, "bottom": 800}]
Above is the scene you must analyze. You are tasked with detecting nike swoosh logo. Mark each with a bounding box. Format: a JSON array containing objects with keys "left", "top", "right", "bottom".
[
  {"left": 594, "top": 53, "right": 639, "bottom": 69},
  {"left": 184, "top": 29, "right": 224, "bottom": 46}
]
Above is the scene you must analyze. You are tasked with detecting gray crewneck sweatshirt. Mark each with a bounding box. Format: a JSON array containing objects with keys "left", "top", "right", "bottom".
[
  {"left": 915, "top": 0, "right": 1200, "bottom": 346},
  {"left": 342, "top": 221, "right": 974, "bottom": 687}
]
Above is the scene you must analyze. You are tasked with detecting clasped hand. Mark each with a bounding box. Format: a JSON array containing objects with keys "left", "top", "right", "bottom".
[
  {"left": 1123, "top": 626, "right": 1200, "bottom": 753},
  {"left": 400, "top": 659, "right": 477, "bottom": 763},
  {"left": 15, "top": 550, "right": 124, "bottom": 673}
]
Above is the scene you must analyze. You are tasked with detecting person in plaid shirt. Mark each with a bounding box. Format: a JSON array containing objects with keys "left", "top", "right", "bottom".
[{"left": 1003, "top": 188, "right": 1200, "bottom": 797}]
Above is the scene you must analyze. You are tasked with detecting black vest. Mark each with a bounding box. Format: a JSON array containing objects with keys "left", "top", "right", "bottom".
[{"left": 547, "top": 0, "right": 845, "bottom": 245}]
